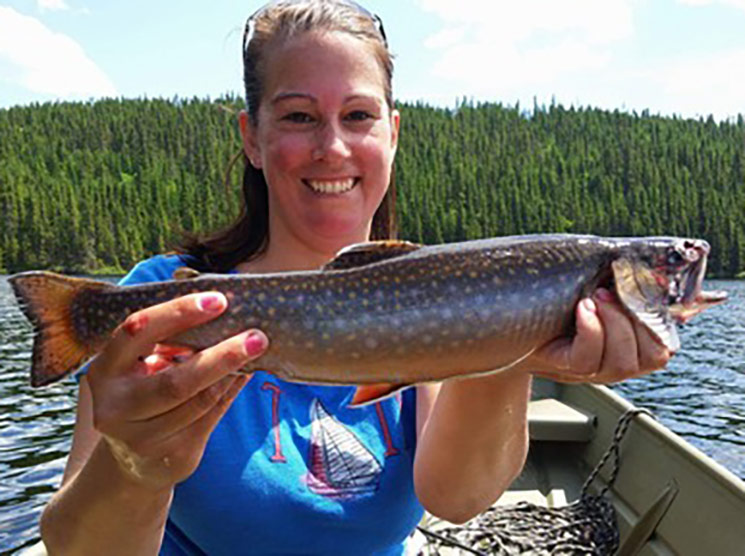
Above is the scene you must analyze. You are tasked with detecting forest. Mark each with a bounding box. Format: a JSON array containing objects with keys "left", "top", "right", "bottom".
[{"left": 0, "top": 96, "right": 743, "bottom": 276}]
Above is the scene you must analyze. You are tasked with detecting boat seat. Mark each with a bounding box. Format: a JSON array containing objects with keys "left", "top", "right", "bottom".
[
  {"left": 496, "top": 488, "right": 569, "bottom": 508},
  {"left": 528, "top": 398, "right": 596, "bottom": 442}
]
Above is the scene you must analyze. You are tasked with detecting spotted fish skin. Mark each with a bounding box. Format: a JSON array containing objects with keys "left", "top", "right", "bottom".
[{"left": 9, "top": 234, "right": 726, "bottom": 390}]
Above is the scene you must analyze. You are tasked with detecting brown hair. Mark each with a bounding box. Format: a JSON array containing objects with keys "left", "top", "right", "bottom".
[{"left": 178, "top": 0, "right": 397, "bottom": 272}]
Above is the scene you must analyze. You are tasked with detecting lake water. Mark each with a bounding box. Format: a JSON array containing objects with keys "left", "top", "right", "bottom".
[{"left": 0, "top": 276, "right": 743, "bottom": 553}]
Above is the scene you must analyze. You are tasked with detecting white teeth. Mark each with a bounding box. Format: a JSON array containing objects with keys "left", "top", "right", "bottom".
[{"left": 306, "top": 178, "right": 356, "bottom": 194}]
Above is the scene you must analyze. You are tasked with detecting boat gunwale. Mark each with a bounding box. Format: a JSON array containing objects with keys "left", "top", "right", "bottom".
[{"left": 572, "top": 384, "right": 745, "bottom": 501}]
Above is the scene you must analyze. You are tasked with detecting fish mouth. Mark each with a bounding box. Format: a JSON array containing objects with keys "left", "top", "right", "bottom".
[
  {"left": 681, "top": 245, "right": 707, "bottom": 307},
  {"left": 669, "top": 239, "right": 727, "bottom": 322},
  {"left": 660, "top": 238, "right": 709, "bottom": 307},
  {"left": 303, "top": 178, "right": 360, "bottom": 195}
]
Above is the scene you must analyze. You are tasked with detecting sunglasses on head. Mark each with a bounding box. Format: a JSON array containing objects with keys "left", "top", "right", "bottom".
[{"left": 242, "top": 0, "right": 388, "bottom": 53}]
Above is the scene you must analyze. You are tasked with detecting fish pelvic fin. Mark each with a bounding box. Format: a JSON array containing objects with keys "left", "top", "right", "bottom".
[
  {"left": 324, "top": 240, "right": 422, "bottom": 271},
  {"left": 611, "top": 259, "right": 680, "bottom": 352},
  {"left": 172, "top": 266, "right": 202, "bottom": 280},
  {"left": 349, "top": 383, "right": 409, "bottom": 407},
  {"left": 8, "top": 271, "right": 114, "bottom": 387}
]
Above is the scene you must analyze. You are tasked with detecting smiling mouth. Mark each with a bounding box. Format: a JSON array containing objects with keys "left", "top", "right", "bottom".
[{"left": 304, "top": 178, "right": 359, "bottom": 195}]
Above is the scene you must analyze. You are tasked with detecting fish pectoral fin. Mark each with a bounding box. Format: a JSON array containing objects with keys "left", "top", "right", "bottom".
[
  {"left": 349, "top": 382, "right": 409, "bottom": 407},
  {"left": 611, "top": 258, "right": 680, "bottom": 352},
  {"left": 172, "top": 267, "right": 202, "bottom": 280},
  {"left": 323, "top": 240, "right": 422, "bottom": 271}
]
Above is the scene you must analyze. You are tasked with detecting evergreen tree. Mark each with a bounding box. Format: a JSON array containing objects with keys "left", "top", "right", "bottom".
[{"left": 0, "top": 97, "right": 743, "bottom": 276}]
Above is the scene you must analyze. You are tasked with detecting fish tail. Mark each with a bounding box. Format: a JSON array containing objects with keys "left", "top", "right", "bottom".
[{"left": 9, "top": 271, "right": 114, "bottom": 386}]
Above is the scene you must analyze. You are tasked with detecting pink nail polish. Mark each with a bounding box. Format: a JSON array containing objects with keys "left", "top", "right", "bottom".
[
  {"left": 594, "top": 288, "right": 614, "bottom": 303},
  {"left": 244, "top": 331, "right": 267, "bottom": 357},
  {"left": 198, "top": 293, "right": 224, "bottom": 312}
]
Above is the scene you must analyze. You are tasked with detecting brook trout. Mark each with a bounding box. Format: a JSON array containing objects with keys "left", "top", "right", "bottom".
[{"left": 9, "top": 235, "right": 726, "bottom": 405}]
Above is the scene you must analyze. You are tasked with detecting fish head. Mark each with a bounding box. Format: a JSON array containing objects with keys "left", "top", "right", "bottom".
[
  {"left": 612, "top": 237, "right": 727, "bottom": 351},
  {"left": 660, "top": 238, "right": 728, "bottom": 322},
  {"left": 631, "top": 237, "right": 711, "bottom": 307}
]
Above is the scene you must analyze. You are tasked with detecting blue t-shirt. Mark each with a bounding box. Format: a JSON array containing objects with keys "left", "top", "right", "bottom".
[{"left": 117, "top": 256, "right": 424, "bottom": 555}]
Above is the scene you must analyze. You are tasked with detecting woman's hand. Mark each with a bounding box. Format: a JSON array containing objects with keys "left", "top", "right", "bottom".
[
  {"left": 528, "top": 287, "right": 671, "bottom": 383},
  {"left": 85, "top": 292, "right": 268, "bottom": 492}
]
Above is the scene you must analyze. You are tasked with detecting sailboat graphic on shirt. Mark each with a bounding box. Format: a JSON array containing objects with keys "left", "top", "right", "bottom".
[{"left": 305, "top": 398, "right": 382, "bottom": 498}]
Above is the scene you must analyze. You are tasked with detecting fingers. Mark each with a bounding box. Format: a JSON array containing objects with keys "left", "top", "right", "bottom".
[
  {"left": 139, "top": 345, "right": 196, "bottom": 376},
  {"left": 591, "top": 289, "right": 640, "bottom": 382},
  {"left": 140, "top": 353, "right": 173, "bottom": 375},
  {"left": 531, "top": 288, "right": 671, "bottom": 384},
  {"left": 633, "top": 319, "right": 672, "bottom": 373},
  {"left": 93, "top": 328, "right": 265, "bottom": 444},
  {"left": 101, "top": 374, "right": 250, "bottom": 488},
  {"left": 568, "top": 298, "right": 604, "bottom": 375},
  {"left": 591, "top": 289, "right": 671, "bottom": 382},
  {"left": 153, "top": 374, "right": 249, "bottom": 471},
  {"left": 83, "top": 291, "right": 269, "bottom": 490},
  {"left": 130, "top": 375, "right": 250, "bottom": 447},
  {"left": 183, "top": 375, "right": 250, "bottom": 444},
  {"left": 153, "top": 344, "right": 195, "bottom": 360},
  {"left": 127, "top": 329, "right": 267, "bottom": 420},
  {"left": 532, "top": 298, "right": 603, "bottom": 379},
  {"left": 93, "top": 292, "right": 228, "bottom": 378}
]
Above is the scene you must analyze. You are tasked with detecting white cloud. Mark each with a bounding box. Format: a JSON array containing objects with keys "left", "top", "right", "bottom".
[
  {"left": 0, "top": 7, "right": 116, "bottom": 100},
  {"left": 677, "top": 0, "right": 745, "bottom": 10},
  {"left": 423, "top": 26, "right": 466, "bottom": 50},
  {"left": 415, "top": 0, "right": 634, "bottom": 99},
  {"left": 417, "top": 0, "right": 634, "bottom": 44},
  {"left": 37, "top": 0, "right": 69, "bottom": 12},
  {"left": 407, "top": 0, "right": 744, "bottom": 120},
  {"left": 426, "top": 40, "right": 609, "bottom": 99},
  {"left": 649, "top": 48, "right": 745, "bottom": 119}
]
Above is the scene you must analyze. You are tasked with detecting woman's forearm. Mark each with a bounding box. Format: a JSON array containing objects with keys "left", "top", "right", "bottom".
[
  {"left": 414, "top": 369, "right": 532, "bottom": 523},
  {"left": 41, "top": 440, "right": 173, "bottom": 555}
]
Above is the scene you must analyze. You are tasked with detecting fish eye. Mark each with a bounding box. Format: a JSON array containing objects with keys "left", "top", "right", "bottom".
[{"left": 667, "top": 250, "right": 685, "bottom": 265}]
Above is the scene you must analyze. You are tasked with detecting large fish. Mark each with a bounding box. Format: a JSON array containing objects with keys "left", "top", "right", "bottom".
[{"left": 9, "top": 235, "right": 727, "bottom": 405}]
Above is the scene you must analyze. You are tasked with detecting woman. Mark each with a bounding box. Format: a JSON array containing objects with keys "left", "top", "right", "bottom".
[{"left": 39, "top": 1, "right": 671, "bottom": 554}]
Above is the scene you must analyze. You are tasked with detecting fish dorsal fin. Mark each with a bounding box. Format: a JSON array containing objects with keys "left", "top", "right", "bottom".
[
  {"left": 612, "top": 258, "right": 680, "bottom": 352},
  {"left": 173, "top": 267, "right": 202, "bottom": 280},
  {"left": 323, "top": 240, "right": 422, "bottom": 271}
]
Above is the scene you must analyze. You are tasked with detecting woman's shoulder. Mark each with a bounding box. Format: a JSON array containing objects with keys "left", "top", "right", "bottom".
[{"left": 119, "top": 254, "right": 197, "bottom": 286}]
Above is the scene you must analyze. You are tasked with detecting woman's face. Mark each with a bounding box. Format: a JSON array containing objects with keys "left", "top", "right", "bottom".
[{"left": 241, "top": 30, "right": 399, "bottom": 259}]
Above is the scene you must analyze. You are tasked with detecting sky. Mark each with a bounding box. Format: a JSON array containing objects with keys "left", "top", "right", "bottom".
[{"left": 1, "top": 0, "right": 744, "bottom": 120}]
